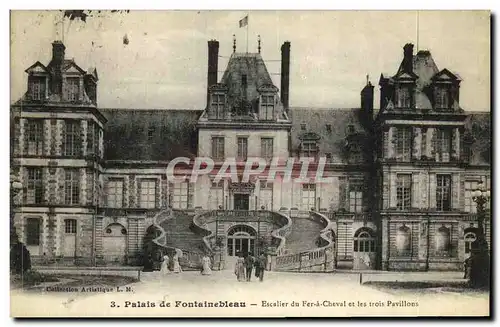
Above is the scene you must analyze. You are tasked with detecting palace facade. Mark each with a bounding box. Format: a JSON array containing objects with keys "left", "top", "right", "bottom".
[{"left": 11, "top": 39, "right": 490, "bottom": 271}]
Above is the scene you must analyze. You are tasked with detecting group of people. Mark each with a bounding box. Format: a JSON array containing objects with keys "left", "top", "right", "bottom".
[
  {"left": 159, "top": 249, "right": 183, "bottom": 275},
  {"left": 234, "top": 252, "right": 267, "bottom": 282}
]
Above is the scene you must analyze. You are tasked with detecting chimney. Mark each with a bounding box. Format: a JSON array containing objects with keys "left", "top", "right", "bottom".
[
  {"left": 361, "top": 79, "right": 374, "bottom": 130},
  {"left": 207, "top": 40, "right": 219, "bottom": 106},
  {"left": 50, "top": 41, "right": 66, "bottom": 95},
  {"left": 280, "top": 41, "right": 291, "bottom": 111},
  {"left": 403, "top": 43, "right": 414, "bottom": 74}
]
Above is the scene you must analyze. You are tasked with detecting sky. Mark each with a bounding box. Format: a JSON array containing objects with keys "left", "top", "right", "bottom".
[{"left": 10, "top": 10, "right": 490, "bottom": 110}]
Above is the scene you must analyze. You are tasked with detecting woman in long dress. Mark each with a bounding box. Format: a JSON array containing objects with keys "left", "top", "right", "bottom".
[
  {"left": 172, "top": 249, "right": 183, "bottom": 273},
  {"left": 201, "top": 255, "right": 212, "bottom": 275},
  {"left": 234, "top": 253, "right": 246, "bottom": 282},
  {"left": 160, "top": 254, "right": 170, "bottom": 275}
]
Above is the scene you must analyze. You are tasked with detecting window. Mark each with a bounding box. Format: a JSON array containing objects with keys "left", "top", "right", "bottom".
[
  {"left": 172, "top": 182, "right": 192, "bottom": 209},
  {"left": 338, "top": 177, "right": 348, "bottom": 211},
  {"left": 349, "top": 145, "right": 363, "bottom": 163},
  {"left": 261, "top": 138, "right": 273, "bottom": 161},
  {"left": 354, "top": 228, "right": 375, "bottom": 252},
  {"left": 300, "top": 123, "right": 306, "bottom": 131},
  {"left": 86, "top": 121, "right": 99, "bottom": 155},
  {"left": 212, "top": 137, "right": 225, "bottom": 160},
  {"left": 107, "top": 179, "right": 124, "bottom": 208},
  {"left": 397, "top": 86, "right": 411, "bottom": 108},
  {"left": 349, "top": 191, "right": 363, "bottom": 213},
  {"left": 210, "top": 94, "right": 225, "bottom": 119},
  {"left": 325, "top": 153, "right": 332, "bottom": 162},
  {"left": 147, "top": 126, "right": 155, "bottom": 141},
  {"left": 259, "top": 181, "right": 273, "bottom": 210},
  {"left": 396, "top": 127, "right": 412, "bottom": 161},
  {"left": 210, "top": 181, "right": 224, "bottom": 210},
  {"left": 396, "top": 174, "right": 412, "bottom": 210},
  {"left": 260, "top": 95, "right": 274, "bottom": 120},
  {"left": 464, "top": 231, "right": 476, "bottom": 254},
  {"left": 26, "top": 167, "right": 43, "bottom": 204},
  {"left": 139, "top": 179, "right": 156, "bottom": 209},
  {"left": 63, "top": 120, "right": 81, "bottom": 157},
  {"left": 65, "top": 219, "right": 77, "bottom": 234},
  {"left": 464, "top": 181, "right": 480, "bottom": 213},
  {"left": 395, "top": 225, "right": 411, "bottom": 256},
  {"left": 301, "top": 141, "right": 317, "bottom": 158},
  {"left": 435, "top": 87, "right": 449, "bottom": 110},
  {"left": 29, "top": 76, "right": 46, "bottom": 100},
  {"left": 26, "top": 119, "right": 44, "bottom": 156},
  {"left": 436, "top": 175, "right": 451, "bottom": 211},
  {"left": 26, "top": 218, "right": 41, "bottom": 246},
  {"left": 66, "top": 77, "right": 80, "bottom": 101},
  {"left": 237, "top": 137, "right": 248, "bottom": 160},
  {"left": 435, "top": 225, "right": 451, "bottom": 256},
  {"left": 64, "top": 169, "right": 80, "bottom": 205},
  {"left": 301, "top": 184, "right": 316, "bottom": 211},
  {"left": 326, "top": 124, "right": 332, "bottom": 133},
  {"left": 436, "top": 129, "right": 451, "bottom": 162}
]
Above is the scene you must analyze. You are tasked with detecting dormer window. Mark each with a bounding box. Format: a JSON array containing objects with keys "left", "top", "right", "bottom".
[
  {"left": 301, "top": 140, "right": 318, "bottom": 158},
  {"left": 29, "top": 76, "right": 46, "bottom": 101},
  {"left": 210, "top": 93, "right": 226, "bottom": 119},
  {"left": 66, "top": 77, "right": 80, "bottom": 102},
  {"left": 260, "top": 95, "right": 275, "bottom": 120},
  {"left": 435, "top": 86, "right": 451, "bottom": 111},
  {"left": 397, "top": 86, "right": 411, "bottom": 109}
]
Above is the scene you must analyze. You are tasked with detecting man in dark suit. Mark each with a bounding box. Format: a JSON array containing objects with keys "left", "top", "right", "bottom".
[
  {"left": 244, "top": 252, "right": 255, "bottom": 281},
  {"left": 255, "top": 252, "right": 267, "bottom": 282}
]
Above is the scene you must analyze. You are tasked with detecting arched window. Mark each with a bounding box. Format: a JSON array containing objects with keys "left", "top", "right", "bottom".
[
  {"left": 104, "top": 223, "right": 127, "bottom": 237},
  {"left": 354, "top": 228, "right": 375, "bottom": 253},
  {"left": 464, "top": 228, "right": 477, "bottom": 254},
  {"left": 227, "top": 225, "right": 257, "bottom": 256},
  {"left": 435, "top": 225, "right": 451, "bottom": 255},
  {"left": 396, "top": 225, "right": 411, "bottom": 256}
]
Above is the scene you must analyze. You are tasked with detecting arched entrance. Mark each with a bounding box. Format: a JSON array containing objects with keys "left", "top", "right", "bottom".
[
  {"left": 143, "top": 225, "right": 163, "bottom": 267},
  {"left": 226, "top": 225, "right": 257, "bottom": 257},
  {"left": 102, "top": 223, "right": 128, "bottom": 264},
  {"left": 353, "top": 227, "right": 376, "bottom": 270}
]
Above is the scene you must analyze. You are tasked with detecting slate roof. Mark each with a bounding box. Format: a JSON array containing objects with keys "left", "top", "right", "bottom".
[{"left": 100, "top": 109, "right": 202, "bottom": 162}]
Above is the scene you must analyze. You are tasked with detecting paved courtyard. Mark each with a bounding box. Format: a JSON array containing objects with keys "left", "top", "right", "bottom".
[{"left": 11, "top": 269, "right": 489, "bottom": 317}]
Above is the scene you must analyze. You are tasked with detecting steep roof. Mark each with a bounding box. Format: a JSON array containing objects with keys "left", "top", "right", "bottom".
[{"left": 100, "top": 109, "right": 202, "bottom": 162}]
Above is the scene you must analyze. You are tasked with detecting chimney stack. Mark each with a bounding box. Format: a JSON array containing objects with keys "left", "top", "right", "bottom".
[
  {"left": 207, "top": 40, "right": 219, "bottom": 106},
  {"left": 403, "top": 43, "right": 414, "bottom": 74},
  {"left": 361, "top": 79, "right": 374, "bottom": 130},
  {"left": 50, "top": 41, "right": 66, "bottom": 95},
  {"left": 280, "top": 41, "right": 291, "bottom": 111}
]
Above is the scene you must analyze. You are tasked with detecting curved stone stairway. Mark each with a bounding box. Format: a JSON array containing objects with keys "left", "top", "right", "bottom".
[{"left": 283, "top": 217, "right": 324, "bottom": 254}]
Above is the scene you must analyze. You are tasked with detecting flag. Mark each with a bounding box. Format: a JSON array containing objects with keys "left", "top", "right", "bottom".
[{"left": 239, "top": 15, "right": 248, "bottom": 28}]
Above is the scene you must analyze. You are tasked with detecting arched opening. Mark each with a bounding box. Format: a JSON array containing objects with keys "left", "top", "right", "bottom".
[
  {"left": 102, "top": 223, "right": 128, "bottom": 264},
  {"left": 464, "top": 227, "right": 478, "bottom": 259},
  {"left": 142, "top": 225, "right": 163, "bottom": 266},
  {"left": 353, "top": 227, "right": 376, "bottom": 270},
  {"left": 396, "top": 225, "right": 411, "bottom": 256},
  {"left": 227, "top": 225, "right": 257, "bottom": 257}
]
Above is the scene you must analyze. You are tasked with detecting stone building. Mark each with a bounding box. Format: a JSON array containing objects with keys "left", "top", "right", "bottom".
[{"left": 10, "top": 39, "right": 490, "bottom": 271}]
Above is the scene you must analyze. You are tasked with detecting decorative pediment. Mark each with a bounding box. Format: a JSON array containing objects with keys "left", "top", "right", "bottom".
[
  {"left": 432, "top": 68, "right": 462, "bottom": 82},
  {"left": 209, "top": 83, "right": 229, "bottom": 92},
  {"left": 394, "top": 71, "right": 419, "bottom": 81},
  {"left": 257, "top": 83, "right": 279, "bottom": 93},
  {"left": 63, "top": 61, "right": 86, "bottom": 74},
  {"left": 25, "top": 61, "right": 48, "bottom": 74},
  {"left": 298, "top": 132, "right": 321, "bottom": 141}
]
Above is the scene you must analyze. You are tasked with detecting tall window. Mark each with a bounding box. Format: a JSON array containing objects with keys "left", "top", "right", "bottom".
[
  {"left": 65, "top": 219, "right": 77, "bottom": 234},
  {"left": 435, "top": 225, "right": 451, "bottom": 256},
  {"left": 65, "top": 169, "right": 80, "bottom": 205},
  {"left": 464, "top": 231, "right": 476, "bottom": 254},
  {"left": 172, "top": 182, "right": 192, "bottom": 209},
  {"left": 260, "top": 95, "right": 274, "bottom": 120},
  {"left": 139, "top": 179, "right": 156, "bottom": 209},
  {"left": 301, "top": 184, "right": 316, "bottom": 211},
  {"left": 354, "top": 228, "right": 375, "bottom": 252},
  {"left": 107, "top": 179, "right": 124, "bottom": 208},
  {"left": 64, "top": 120, "right": 81, "bottom": 157},
  {"left": 210, "top": 181, "right": 224, "bottom": 210},
  {"left": 349, "top": 190, "right": 363, "bottom": 213},
  {"left": 436, "top": 129, "right": 451, "bottom": 162},
  {"left": 396, "top": 174, "right": 412, "bottom": 210},
  {"left": 29, "top": 76, "right": 46, "bottom": 100},
  {"left": 66, "top": 77, "right": 80, "bottom": 101},
  {"left": 301, "top": 140, "right": 317, "bottom": 158},
  {"left": 435, "top": 87, "right": 449, "bottom": 110},
  {"left": 210, "top": 94, "right": 225, "bottom": 119},
  {"left": 397, "top": 86, "right": 411, "bottom": 109},
  {"left": 212, "top": 137, "right": 225, "bottom": 160},
  {"left": 26, "top": 167, "right": 44, "bottom": 204},
  {"left": 464, "top": 181, "right": 480, "bottom": 213},
  {"left": 436, "top": 175, "right": 451, "bottom": 211},
  {"left": 396, "top": 127, "right": 412, "bottom": 161},
  {"left": 26, "top": 218, "right": 41, "bottom": 246},
  {"left": 261, "top": 138, "right": 273, "bottom": 161},
  {"left": 237, "top": 137, "right": 248, "bottom": 160},
  {"left": 26, "top": 119, "right": 44, "bottom": 156},
  {"left": 395, "top": 225, "right": 411, "bottom": 256},
  {"left": 259, "top": 181, "right": 273, "bottom": 210}
]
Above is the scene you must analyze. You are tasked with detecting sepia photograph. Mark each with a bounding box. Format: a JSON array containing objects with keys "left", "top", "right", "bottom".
[{"left": 9, "top": 9, "right": 491, "bottom": 318}]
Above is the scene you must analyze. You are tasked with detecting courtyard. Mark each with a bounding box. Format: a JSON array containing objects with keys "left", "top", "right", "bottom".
[{"left": 11, "top": 269, "right": 489, "bottom": 317}]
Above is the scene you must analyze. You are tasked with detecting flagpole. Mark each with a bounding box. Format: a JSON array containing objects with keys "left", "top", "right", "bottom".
[{"left": 246, "top": 13, "right": 249, "bottom": 54}]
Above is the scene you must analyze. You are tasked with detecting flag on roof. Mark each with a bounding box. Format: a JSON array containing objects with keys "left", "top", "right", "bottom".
[{"left": 239, "top": 15, "right": 248, "bottom": 28}]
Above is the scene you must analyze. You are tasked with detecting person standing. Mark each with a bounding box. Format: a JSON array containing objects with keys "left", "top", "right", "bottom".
[
  {"left": 255, "top": 252, "right": 267, "bottom": 282},
  {"left": 172, "top": 249, "right": 183, "bottom": 273},
  {"left": 160, "top": 254, "right": 170, "bottom": 275},
  {"left": 244, "top": 253, "right": 255, "bottom": 282},
  {"left": 201, "top": 254, "right": 212, "bottom": 275},
  {"left": 234, "top": 252, "right": 246, "bottom": 282}
]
